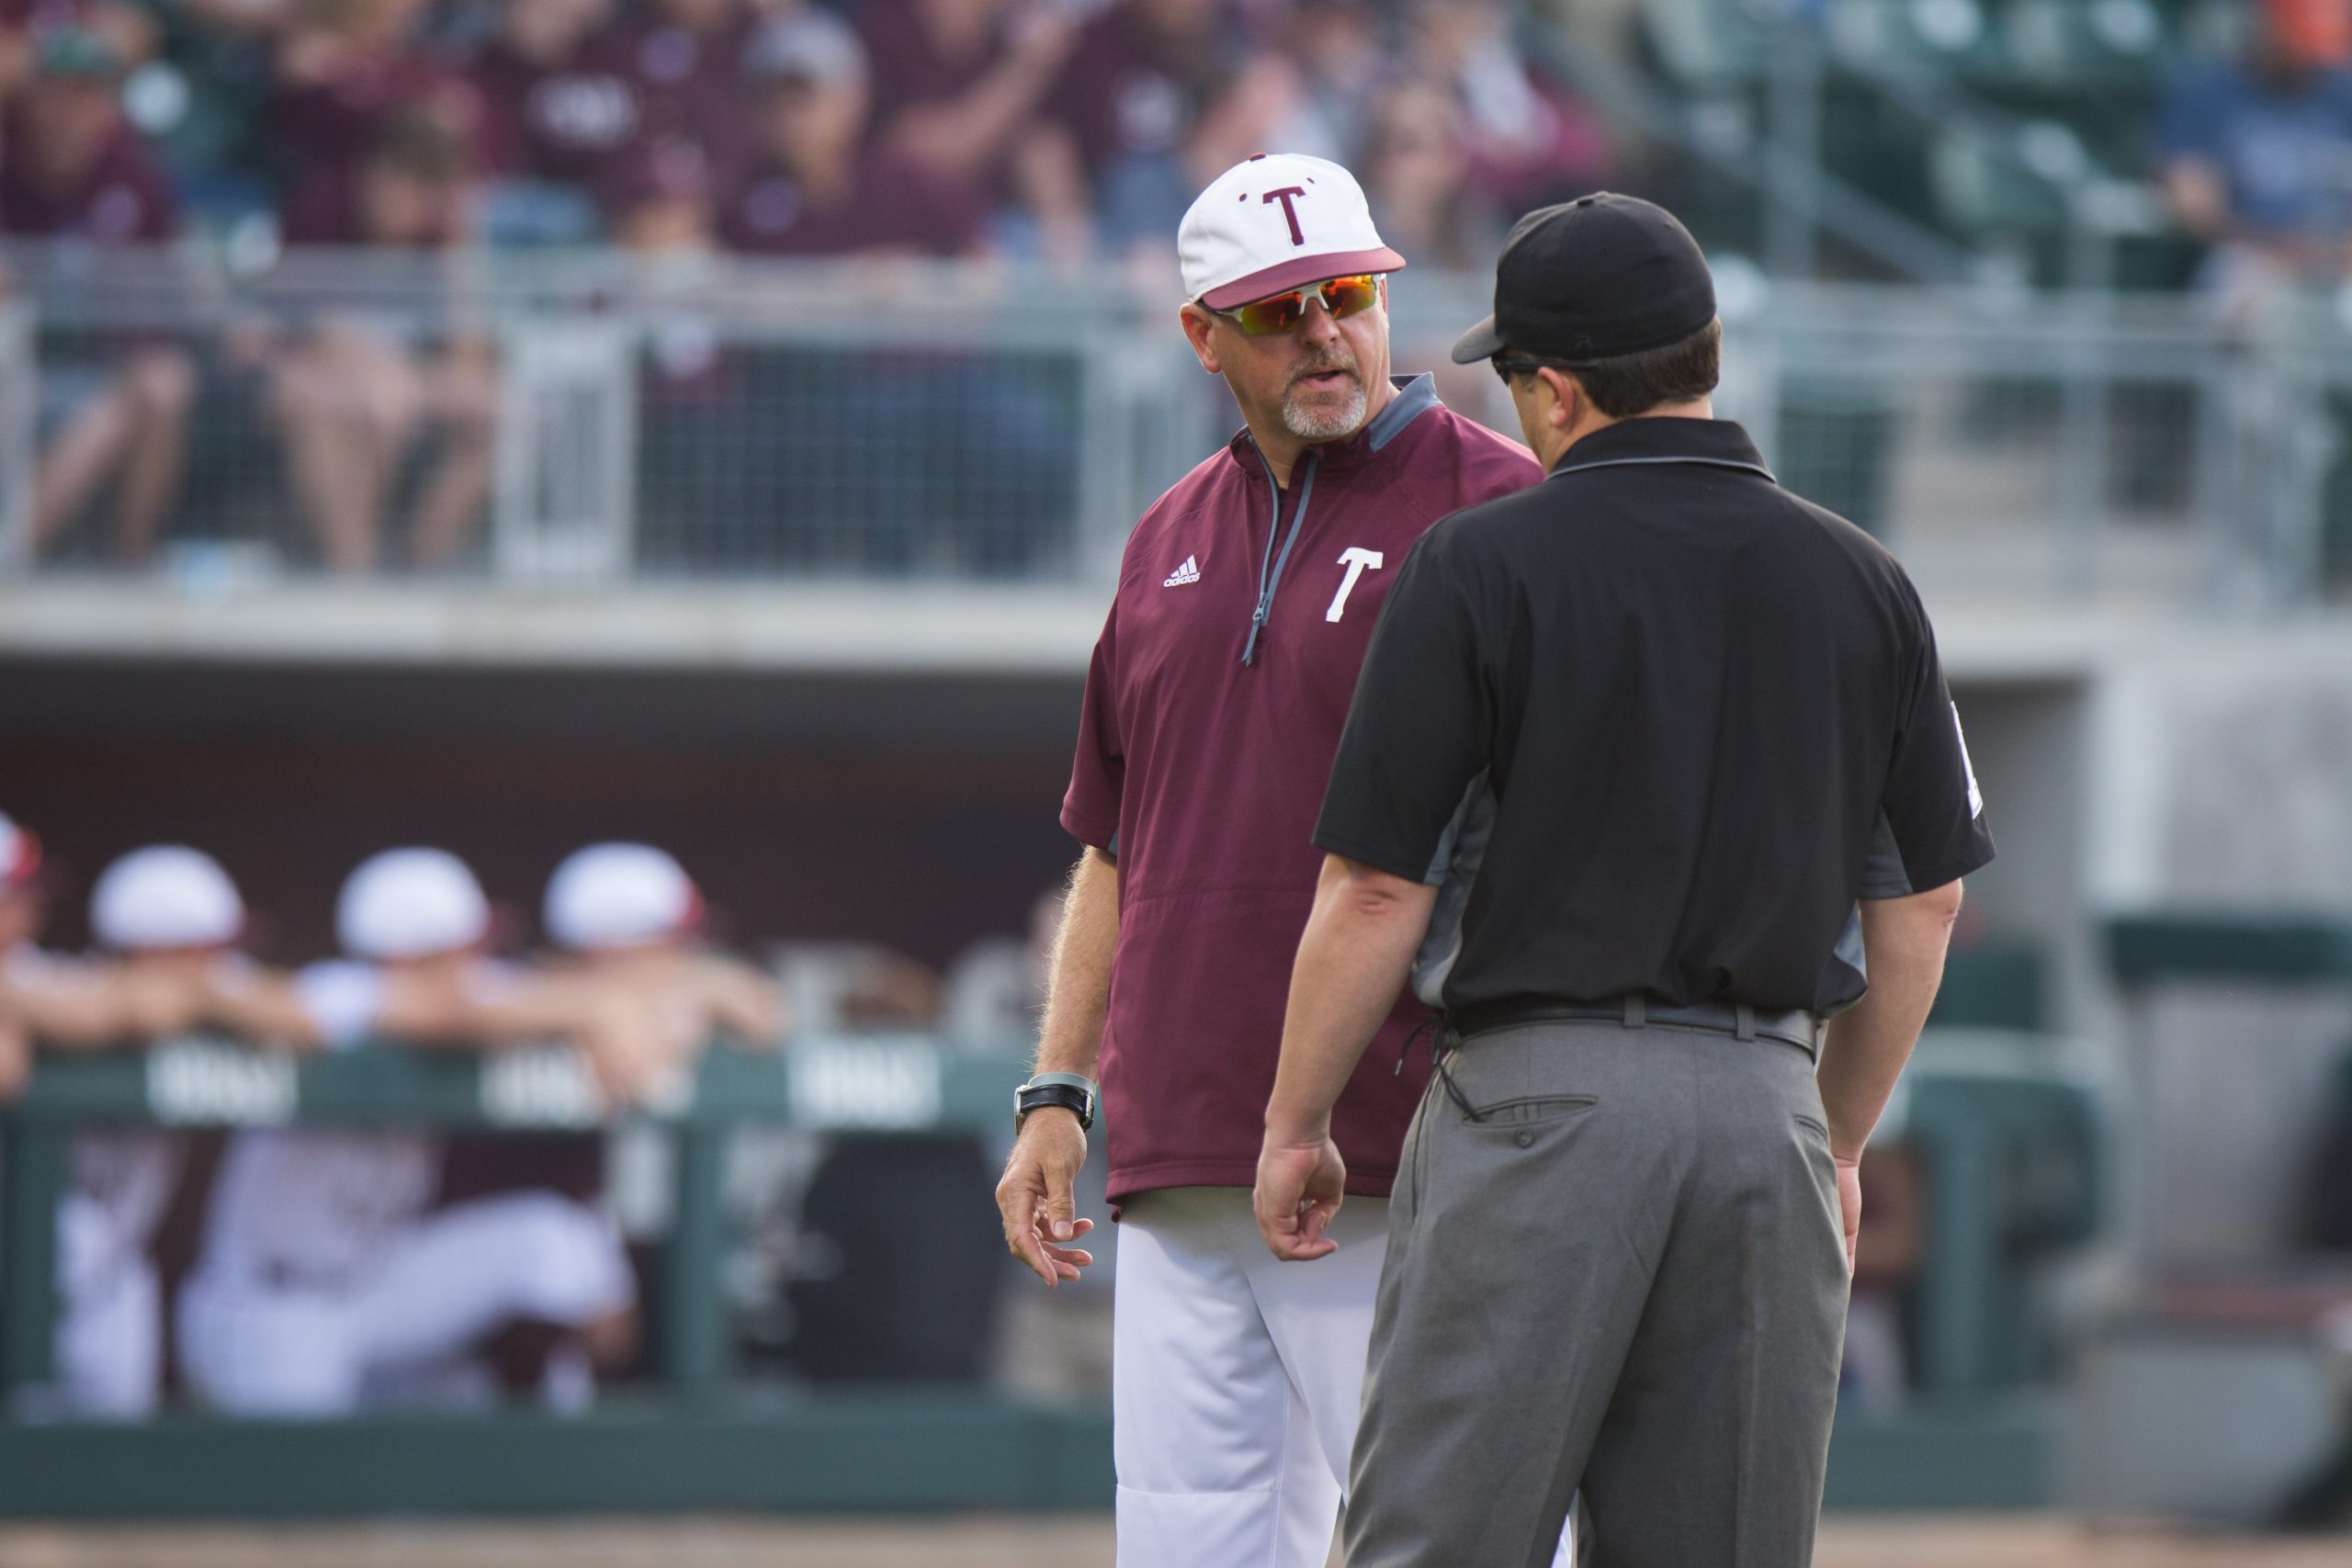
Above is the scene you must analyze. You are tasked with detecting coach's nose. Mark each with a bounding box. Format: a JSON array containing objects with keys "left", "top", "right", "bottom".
[{"left": 1297, "top": 296, "right": 1340, "bottom": 346}]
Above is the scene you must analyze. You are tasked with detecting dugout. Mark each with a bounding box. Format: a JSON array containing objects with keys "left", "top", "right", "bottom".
[{"left": 0, "top": 588, "right": 2119, "bottom": 1515}]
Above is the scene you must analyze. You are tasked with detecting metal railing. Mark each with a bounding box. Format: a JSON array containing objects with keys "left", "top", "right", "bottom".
[
  {"left": 1, "top": 243, "right": 2348, "bottom": 607},
  {"left": 1401, "top": 276, "right": 2352, "bottom": 611},
  {"left": 0, "top": 1035, "right": 1026, "bottom": 1411}
]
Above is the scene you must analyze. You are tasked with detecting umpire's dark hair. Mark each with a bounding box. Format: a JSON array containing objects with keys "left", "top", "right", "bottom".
[{"left": 1513, "top": 318, "right": 1722, "bottom": 420}]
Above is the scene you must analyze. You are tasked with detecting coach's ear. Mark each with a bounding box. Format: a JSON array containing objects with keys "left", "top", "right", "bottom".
[{"left": 1179, "top": 303, "right": 1223, "bottom": 376}]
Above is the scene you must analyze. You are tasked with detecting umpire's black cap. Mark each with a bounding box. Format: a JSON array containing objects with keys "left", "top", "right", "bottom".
[{"left": 1451, "top": 193, "right": 1716, "bottom": 366}]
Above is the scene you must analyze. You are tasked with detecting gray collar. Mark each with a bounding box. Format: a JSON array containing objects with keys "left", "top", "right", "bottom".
[
  {"left": 1226, "top": 373, "right": 1446, "bottom": 475},
  {"left": 1366, "top": 373, "right": 1442, "bottom": 452}
]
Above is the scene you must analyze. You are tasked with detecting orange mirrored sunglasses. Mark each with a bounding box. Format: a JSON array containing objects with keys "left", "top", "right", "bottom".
[{"left": 1208, "top": 274, "right": 1382, "bottom": 336}]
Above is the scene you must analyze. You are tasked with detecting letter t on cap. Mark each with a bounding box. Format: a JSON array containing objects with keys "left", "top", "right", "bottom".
[{"left": 1263, "top": 186, "right": 1308, "bottom": 246}]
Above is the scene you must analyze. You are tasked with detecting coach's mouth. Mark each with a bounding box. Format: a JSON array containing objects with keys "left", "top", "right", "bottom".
[{"left": 1292, "top": 367, "right": 1356, "bottom": 393}]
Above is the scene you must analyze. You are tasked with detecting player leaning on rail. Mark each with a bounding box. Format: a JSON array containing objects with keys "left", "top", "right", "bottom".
[{"left": 992, "top": 153, "right": 1567, "bottom": 1567}]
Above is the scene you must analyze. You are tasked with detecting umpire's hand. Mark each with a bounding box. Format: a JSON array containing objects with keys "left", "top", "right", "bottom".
[
  {"left": 995, "top": 1108, "right": 1096, "bottom": 1288},
  {"left": 0, "top": 1019, "right": 27, "bottom": 1103},
  {"left": 1836, "top": 1156, "right": 1862, "bottom": 1274},
  {"left": 1254, "top": 1133, "right": 1348, "bottom": 1261}
]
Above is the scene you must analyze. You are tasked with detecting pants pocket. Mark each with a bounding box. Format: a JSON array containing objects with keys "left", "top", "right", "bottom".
[
  {"left": 1400, "top": 1071, "right": 1441, "bottom": 1210},
  {"left": 1462, "top": 1094, "right": 1600, "bottom": 1127}
]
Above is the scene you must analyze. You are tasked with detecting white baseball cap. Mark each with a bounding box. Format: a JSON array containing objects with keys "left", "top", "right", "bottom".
[
  {"left": 90, "top": 845, "right": 244, "bottom": 952},
  {"left": 0, "top": 812, "right": 40, "bottom": 892},
  {"left": 544, "top": 842, "right": 701, "bottom": 951},
  {"left": 337, "top": 847, "right": 491, "bottom": 961},
  {"left": 1179, "top": 152, "right": 1406, "bottom": 310}
]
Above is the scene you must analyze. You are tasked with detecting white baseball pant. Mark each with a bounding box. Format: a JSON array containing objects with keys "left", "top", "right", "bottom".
[
  {"left": 52, "top": 1131, "right": 179, "bottom": 1418},
  {"left": 53, "top": 1189, "right": 162, "bottom": 1418},
  {"left": 1114, "top": 1186, "right": 1572, "bottom": 1568},
  {"left": 178, "top": 1191, "right": 633, "bottom": 1416}
]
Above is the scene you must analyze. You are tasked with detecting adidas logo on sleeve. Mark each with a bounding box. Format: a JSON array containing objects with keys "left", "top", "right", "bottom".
[{"left": 1163, "top": 556, "right": 1201, "bottom": 587}]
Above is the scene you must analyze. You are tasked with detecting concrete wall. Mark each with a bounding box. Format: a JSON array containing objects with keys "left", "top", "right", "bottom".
[
  {"left": 1933, "top": 616, "right": 2352, "bottom": 1267},
  {"left": 2078, "top": 626, "right": 2352, "bottom": 1265}
]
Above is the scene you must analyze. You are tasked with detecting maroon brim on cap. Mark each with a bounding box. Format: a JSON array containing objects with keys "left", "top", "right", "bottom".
[{"left": 1198, "top": 247, "right": 1407, "bottom": 310}]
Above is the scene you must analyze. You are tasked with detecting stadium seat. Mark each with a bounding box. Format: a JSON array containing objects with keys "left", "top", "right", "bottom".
[{"left": 1828, "top": 0, "right": 2002, "bottom": 75}]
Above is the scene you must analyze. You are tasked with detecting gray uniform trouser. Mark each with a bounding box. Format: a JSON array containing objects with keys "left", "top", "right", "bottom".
[{"left": 1342, "top": 1015, "right": 1849, "bottom": 1568}]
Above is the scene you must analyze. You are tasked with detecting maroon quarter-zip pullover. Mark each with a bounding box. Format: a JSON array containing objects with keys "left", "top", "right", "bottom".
[{"left": 1062, "top": 374, "right": 1542, "bottom": 1202}]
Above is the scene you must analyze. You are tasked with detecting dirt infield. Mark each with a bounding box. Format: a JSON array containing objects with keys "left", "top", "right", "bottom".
[{"left": 0, "top": 1516, "right": 2346, "bottom": 1568}]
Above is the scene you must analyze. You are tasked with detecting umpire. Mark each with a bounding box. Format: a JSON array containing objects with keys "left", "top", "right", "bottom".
[{"left": 1251, "top": 194, "right": 1996, "bottom": 1566}]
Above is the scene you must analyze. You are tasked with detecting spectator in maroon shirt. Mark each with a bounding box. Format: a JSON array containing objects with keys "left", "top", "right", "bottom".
[
  {"left": 1040, "top": 0, "right": 1228, "bottom": 189},
  {"left": 604, "top": 130, "right": 715, "bottom": 253},
  {"left": 1362, "top": 80, "right": 1505, "bottom": 272},
  {"left": 0, "top": 0, "right": 159, "bottom": 103},
  {"left": 267, "top": 0, "right": 475, "bottom": 234},
  {"left": 605, "top": 0, "right": 759, "bottom": 186},
  {"left": 1269, "top": 0, "right": 1385, "bottom": 163},
  {"left": 467, "top": 0, "right": 638, "bottom": 190},
  {"left": 1, "top": 25, "right": 175, "bottom": 243},
  {"left": 1405, "top": 0, "right": 1611, "bottom": 215},
  {"left": 602, "top": 132, "right": 732, "bottom": 409},
  {"left": 267, "top": 112, "right": 498, "bottom": 572},
  {"left": 1094, "top": 51, "right": 1303, "bottom": 254},
  {"left": 601, "top": 132, "right": 755, "bottom": 562},
  {"left": 853, "top": 0, "right": 1086, "bottom": 259},
  {"left": 718, "top": 9, "right": 985, "bottom": 259},
  {"left": 3, "top": 24, "right": 196, "bottom": 565}
]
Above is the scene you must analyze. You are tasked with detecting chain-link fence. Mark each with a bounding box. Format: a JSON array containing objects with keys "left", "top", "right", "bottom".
[
  {"left": 2, "top": 243, "right": 2348, "bottom": 605},
  {"left": 0, "top": 246, "right": 1216, "bottom": 587}
]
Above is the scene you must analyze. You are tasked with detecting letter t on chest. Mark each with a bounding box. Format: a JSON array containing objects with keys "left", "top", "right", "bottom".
[{"left": 1327, "top": 547, "right": 1385, "bottom": 622}]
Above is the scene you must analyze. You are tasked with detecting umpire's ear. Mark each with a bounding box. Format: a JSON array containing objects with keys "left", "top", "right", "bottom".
[{"left": 1536, "top": 365, "right": 1582, "bottom": 434}]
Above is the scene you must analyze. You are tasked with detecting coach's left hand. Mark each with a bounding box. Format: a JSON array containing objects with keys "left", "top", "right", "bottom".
[{"left": 1254, "top": 1132, "right": 1347, "bottom": 1261}]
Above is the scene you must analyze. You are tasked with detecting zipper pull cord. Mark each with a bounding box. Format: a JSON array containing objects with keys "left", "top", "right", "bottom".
[
  {"left": 1241, "top": 452, "right": 1318, "bottom": 667},
  {"left": 1242, "top": 458, "right": 1281, "bottom": 667}
]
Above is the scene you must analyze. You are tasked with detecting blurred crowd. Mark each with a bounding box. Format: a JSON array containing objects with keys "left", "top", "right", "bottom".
[
  {"left": 2156, "top": 0, "right": 2352, "bottom": 313},
  {"left": 0, "top": 0, "right": 1612, "bottom": 571},
  {"left": 0, "top": 811, "right": 789, "bottom": 1417},
  {"left": 23, "top": 0, "right": 2352, "bottom": 579},
  {"left": 0, "top": 0, "right": 1609, "bottom": 263}
]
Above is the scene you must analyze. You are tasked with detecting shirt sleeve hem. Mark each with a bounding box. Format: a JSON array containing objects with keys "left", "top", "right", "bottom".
[
  {"left": 1060, "top": 804, "right": 1117, "bottom": 851},
  {"left": 1874, "top": 840, "right": 1996, "bottom": 898},
  {"left": 1106, "top": 1158, "right": 1401, "bottom": 1204},
  {"left": 1311, "top": 829, "right": 1442, "bottom": 886}
]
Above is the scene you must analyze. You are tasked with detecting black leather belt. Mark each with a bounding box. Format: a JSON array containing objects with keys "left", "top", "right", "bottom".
[{"left": 1451, "top": 994, "right": 1821, "bottom": 1056}]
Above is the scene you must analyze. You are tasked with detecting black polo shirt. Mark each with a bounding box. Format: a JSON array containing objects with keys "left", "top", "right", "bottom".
[{"left": 1314, "top": 416, "right": 1995, "bottom": 1020}]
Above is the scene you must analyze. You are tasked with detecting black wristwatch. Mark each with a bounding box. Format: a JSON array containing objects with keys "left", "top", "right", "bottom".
[{"left": 1014, "top": 1072, "right": 1098, "bottom": 1133}]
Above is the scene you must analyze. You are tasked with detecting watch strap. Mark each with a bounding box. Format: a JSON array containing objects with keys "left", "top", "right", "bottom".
[
  {"left": 1014, "top": 1079, "right": 1095, "bottom": 1133},
  {"left": 1021, "top": 1071, "right": 1099, "bottom": 1099}
]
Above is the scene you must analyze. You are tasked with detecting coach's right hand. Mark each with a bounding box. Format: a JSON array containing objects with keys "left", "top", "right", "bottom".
[{"left": 996, "top": 1109, "right": 1096, "bottom": 1288}]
